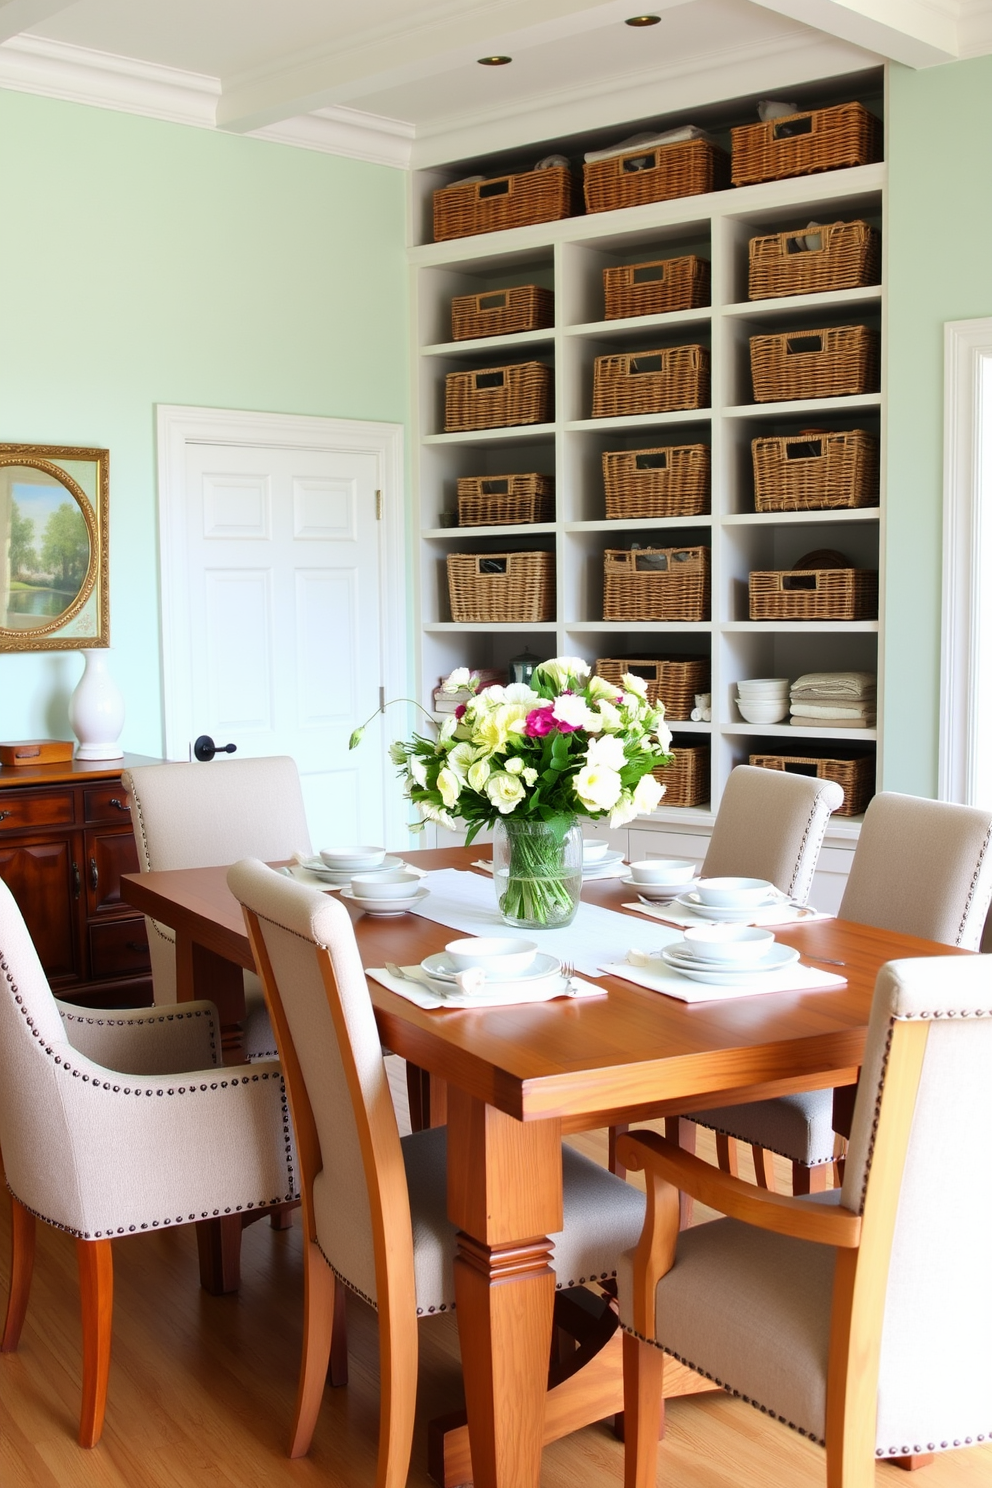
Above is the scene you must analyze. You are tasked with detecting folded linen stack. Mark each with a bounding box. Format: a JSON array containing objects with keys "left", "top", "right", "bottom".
[{"left": 790, "top": 671, "right": 876, "bottom": 729}]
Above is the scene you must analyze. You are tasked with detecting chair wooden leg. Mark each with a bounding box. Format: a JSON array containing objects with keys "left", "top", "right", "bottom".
[
  {"left": 622, "top": 1330, "right": 666, "bottom": 1488},
  {"left": 289, "top": 1241, "right": 341, "bottom": 1458},
  {"left": 793, "top": 1162, "right": 829, "bottom": 1196},
  {"left": 376, "top": 1285, "right": 419, "bottom": 1488},
  {"left": 1, "top": 1197, "right": 36, "bottom": 1352},
  {"left": 269, "top": 1204, "right": 295, "bottom": 1231},
  {"left": 715, "top": 1132, "right": 739, "bottom": 1177},
  {"left": 329, "top": 1276, "right": 349, "bottom": 1388},
  {"left": 890, "top": 1455, "right": 935, "bottom": 1471},
  {"left": 751, "top": 1144, "right": 776, "bottom": 1190},
  {"left": 76, "top": 1238, "right": 113, "bottom": 1448},
  {"left": 609, "top": 1124, "right": 630, "bottom": 1178},
  {"left": 664, "top": 1117, "right": 696, "bottom": 1228}
]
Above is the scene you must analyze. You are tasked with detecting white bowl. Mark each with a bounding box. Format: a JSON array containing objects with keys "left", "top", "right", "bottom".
[
  {"left": 629, "top": 858, "right": 697, "bottom": 886},
  {"left": 582, "top": 838, "right": 610, "bottom": 862},
  {"left": 350, "top": 869, "right": 423, "bottom": 900},
  {"left": 320, "top": 845, "right": 386, "bottom": 871},
  {"left": 736, "top": 698, "right": 790, "bottom": 724},
  {"left": 694, "top": 876, "right": 775, "bottom": 908},
  {"left": 682, "top": 924, "right": 776, "bottom": 963},
  {"left": 444, "top": 937, "right": 538, "bottom": 976},
  {"left": 737, "top": 678, "right": 790, "bottom": 695}
]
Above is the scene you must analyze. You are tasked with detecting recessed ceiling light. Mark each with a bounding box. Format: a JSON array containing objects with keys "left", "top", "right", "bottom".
[
  {"left": 625, "top": 14, "right": 661, "bottom": 24},
  {"left": 478, "top": 55, "right": 512, "bottom": 65}
]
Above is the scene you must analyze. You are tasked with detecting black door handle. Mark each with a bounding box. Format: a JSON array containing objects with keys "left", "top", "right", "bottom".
[
  {"left": 90, "top": 857, "right": 99, "bottom": 892},
  {"left": 193, "top": 735, "right": 238, "bottom": 763},
  {"left": 72, "top": 862, "right": 81, "bottom": 899}
]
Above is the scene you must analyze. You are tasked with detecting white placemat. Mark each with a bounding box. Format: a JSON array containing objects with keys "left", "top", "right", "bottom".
[
  {"left": 367, "top": 965, "right": 606, "bottom": 1010},
  {"left": 412, "top": 868, "right": 645, "bottom": 978},
  {"left": 621, "top": 899, "right": 834, "bottom": 929},
  {"left": 599, "top": 957, "right": 846, "bottom": 1004},
  {"left": 472, "top": 858, "right": 629, "bottom": 882}
]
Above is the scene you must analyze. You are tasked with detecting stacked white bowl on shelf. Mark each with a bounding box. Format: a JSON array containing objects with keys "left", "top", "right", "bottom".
[{"left": 736, "top": 677, "right": 790, "bottom": 724}]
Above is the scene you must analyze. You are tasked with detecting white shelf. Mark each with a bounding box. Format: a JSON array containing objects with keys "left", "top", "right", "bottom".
[
  {"left": 722, "top": 509, "right": 878, "bottom": 526},
  {"left": 422, "top": 328, "right": 555, "bottom": 357},
  {"left": 423, "top": 423, "right": 555, "bottom": 445},
  {"left": 424, "top": 621, "right": 558, "bottom": 633},
  {"left": 723, "top": 723, "right": 877, "bottom": 741},
  {"left": 721, "top": 286, "right": 881, "bottom": 322},
  {"left": 567, "top": 517, "right": 713, "bottom": 534},
  {"left": 565, "top": 409, "right": 711, "bottom": 433},
  {"left": 423, "top": 523, "right": 557, "bottom": 539},
  {"left": 564, "top": 308, "right": 712, "bottom": 339},
  {"left": 722, "top": 621, "right": 879, "bottom": 633},
  {"left": 724, "top": 393, "right": 881, "bottom": 418}
]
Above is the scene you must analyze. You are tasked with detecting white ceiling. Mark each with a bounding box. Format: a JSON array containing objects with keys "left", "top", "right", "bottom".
[{"left": 2, "top": 0, "right": 991, "bottom": 167}]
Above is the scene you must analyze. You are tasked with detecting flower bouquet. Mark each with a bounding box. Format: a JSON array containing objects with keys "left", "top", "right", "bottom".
[{"left": 380, "top": 657, "right": 673, "bottom": 928}]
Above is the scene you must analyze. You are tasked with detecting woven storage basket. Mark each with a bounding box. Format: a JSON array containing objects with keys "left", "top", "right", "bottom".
[
  {"left": 451, "top": 285, "right": 554, "bottom": 341},
  {"left": 731, "top": 102, "right": 881, "bottom": 187},
  {"left": 752, "top": 429, "right": 878, "bottom": 512},
  {"left": 603, "top": 256, "right": 710, "bottom": 320},
  {"left": 434, "top": 167, "right": 575, "bottom": 241},
  {"left": 584, "top": 139, "right": 729, "bottom": 213},
  {"left": 748, "top": 566, "right": 878, "bottom": 620},
  {"left": 446, "top": 551, "right": 555, "bottom": 623},
  {"left": 592, "top": 345, "right": 709, "bottom": 418},
  {"left": 653, "top": 745, "right": 710, "bottom": 808},
  {"left": 602, "top": 444, "right": 710, "bottom": 519},
  {"left": 595, "top": 656, "right": 710, "bottom": 720},
  {"left": 456, "top": 473, "right": 554, "bottom": 527},
  {"left": 748, "top": 752, "right": 874, "bottom": 817},
  {"left": 749, "top": 325, "right": 878, "bottom": 403},
  {"left": 445, "top": 361, "right": 552, "bottom": 431},
  {"left": 603, "top": 546, "right": 711, "bottom": 622},
  {"left": 748, "top": 221, "right": 880, "bottom": 301}
]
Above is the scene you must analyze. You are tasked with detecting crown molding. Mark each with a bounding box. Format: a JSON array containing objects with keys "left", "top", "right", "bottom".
[{"left": 0, "top": 34, "right": 413, "bottom": 168}]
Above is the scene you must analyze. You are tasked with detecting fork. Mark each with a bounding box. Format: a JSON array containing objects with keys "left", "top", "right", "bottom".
[{"left": 560, "top": 961, "right": 581, "bottom": 996}]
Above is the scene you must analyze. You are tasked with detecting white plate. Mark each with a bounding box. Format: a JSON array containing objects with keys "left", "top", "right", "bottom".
[
  {"left": 427, "top": 971, "right": 566, "bottom": 1003},
  {"left": 341, "top": 886, "right": 429, "bottom": 916},
  {"left": 301, "top": 855, "right": 403, "bottom": 882},
  {"left": 621, "top": 876, "right": 698, "bottom": 900},
  {"left": 421, "top": 950, "right": 561, "bottom": 984},
  {"left": 674, "top": 889, "right": 789, "bottom": 922},
  {"left": 582, "top": 850, "right": 624, "bottom": 875},
  {"left": 663, "top": 942, "right": 799, "bottom": 975},
  {"left": 660, "top": 943, "right": 800, "bottom": 984}
]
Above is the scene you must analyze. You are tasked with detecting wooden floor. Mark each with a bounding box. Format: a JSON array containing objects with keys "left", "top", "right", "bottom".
[{"left": 2, "top": 1062, "right": 989, "bottom": 1488}]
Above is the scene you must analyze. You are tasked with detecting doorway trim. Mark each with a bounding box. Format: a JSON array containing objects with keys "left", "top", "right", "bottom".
[{"left": 155, "top": 404, "right": 407, "bottom": 840}]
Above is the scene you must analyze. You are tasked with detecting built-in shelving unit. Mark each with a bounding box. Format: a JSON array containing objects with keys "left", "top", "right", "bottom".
[{"left": 409, "top": 75, "right": 885, "bottom": 866}]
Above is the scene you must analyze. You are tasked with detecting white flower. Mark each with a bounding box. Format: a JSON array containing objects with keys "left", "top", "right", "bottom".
[
  {"left": 486, "top": 772, "right": 526, "bottom": 813},
  {"left": 420, "top": 800, "right": 457, "bottom": 830},
  {"left": 467, "top": 758, "right": 492, "bottom": 792},
  {"left": 409, "top": 756, "right": 428, "bottom": 788},
  {"left": 537, "top": 656, "right": 590, "bottom": 691},
  {"left": 441, "top": 667, "right": 472, "bottom": 694},
  {"left": 439, "top": 715, "right": 458, "bottom": 741},
  {"left": 586, "top": 733, "right": 626, "bottom": 771},
  {"left": 632, "top": 773, "right": 664, "bottom": 815},
  {"left": 437, "top": 767, "right": 461, "bottom": 809},
  {"left": 480, "top": 684, "right": 506, "bottom": 704},
  {"left": 446, "top": 742, "right": 476, "bottom": 781},
  {"left": 609, "top": 792, "right": 640, "bottom": 828},
  {"left": 573, "top": 763, "right": 623, "bottom": 813},
  {"left": 622, "top": 672, "right": 649, "bottom": 700},
  {"left": 595, "top": 700, "right": 622, "bottom": 732},
  {"left": 587, "top": 674, "right": 619, "bottom": 702},
  {"left": 504, "top": 756, "right": 526, "bottom": 775},
  {"left": 522, "top": 767, "right": 538, "bottom": 785},
  {"left": 655, "top": 718, "right": 673, "bottom": 753},
  {"left": 388, "top": 740, "right": 406, "bottom": 766},
  {"left": 552, "top": 693, "right": 590, "bottom": 729},
  {"left": 503, "top": 683, "right": 541, "bottom": 705}
]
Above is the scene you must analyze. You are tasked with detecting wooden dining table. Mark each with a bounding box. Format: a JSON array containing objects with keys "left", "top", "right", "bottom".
[{"left": 121, "top": 847, "right": 962, "bottom": 1488}]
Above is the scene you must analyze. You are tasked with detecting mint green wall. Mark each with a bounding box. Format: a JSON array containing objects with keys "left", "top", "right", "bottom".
[
  {"left": 886, "top": 55, "right": 992, "bottom": 795},
  {"left": 0, "top": 87, "right": 408, "bottom": 755}
]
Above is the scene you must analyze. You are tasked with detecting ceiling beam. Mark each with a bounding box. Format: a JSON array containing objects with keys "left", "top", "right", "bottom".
[
  {"left": 216, "top": 0, "right": 694, "bottom": 133},
  {"left": 748, "top": 0, "right": 959, "bottom": 67},
  {"left": 0, "top": 0, "right": 77, "bottom": 46}
]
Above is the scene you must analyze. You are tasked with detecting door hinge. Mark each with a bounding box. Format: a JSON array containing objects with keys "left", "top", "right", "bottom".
[
  {"left": 379, "top": 686, "right": 386, "bottom": 712},
  {"left": 375, "top": 489, "right": 383, "bottom": 520}
]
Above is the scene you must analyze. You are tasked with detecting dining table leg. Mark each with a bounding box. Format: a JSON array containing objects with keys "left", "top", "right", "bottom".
[
  {"left": 447, "top": 1087, "right": 563, "bottom": 1488},
  {"left": 174, "top": 931, "right": 247, "bottom": 1065}
]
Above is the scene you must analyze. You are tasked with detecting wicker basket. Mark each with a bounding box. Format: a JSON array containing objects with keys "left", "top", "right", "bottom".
[
  {"left": 584, "top": 139, "right": 729, "bottom": 214},
  {"left": 603, "top": 546, "right": 711, "bottom": 622},
  {"left": 456, "top": 473, "right": 554, "bottom": 527},
  {"left": 653, "top": 745, "right": 710, "bottom": 808},
  {"left": 748, "top": 221, "right": 880, "bottom": 301},
  {"left": 748, "top": 567, "right": 878, "bottom": 621},
  {"left": 749, "top": 325, "right": 878, "bottom": 403},
  {"left": 731, "top": 103, "right": 881, "bottom": 187},
  {"left": 752, "top": 430, "right": 878, "bottom": 512},
  {"left": 434, "top": 167, "right": 575, "bottom": 242},
  {"left": 603, "top": 444, "right": 710, "bottom": 519},
  {"left": 446, "top": 551, "right": 555, "bottom": 623},
  {"left": 748, "top": 752, "right": 874, "bottom": 817},
  {"left": 595, "top": 656, "right": 710, "bottom": 720},
  {"left": 592, "top": 345, "right": 709, "bottom": 418},
  {"left": 451, "top": 285, "right": 554, "bottom": 341},
  {"left": 603, "top": 256, "right": 710, "bottom": 320},
  {"left": 445, "top": 361, "right": 552, "bottom": 432}
]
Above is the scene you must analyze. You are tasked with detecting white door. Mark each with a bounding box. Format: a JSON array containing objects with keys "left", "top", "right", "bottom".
[{"left": 157, "top": 409, "right": 406, "bottom": 850}]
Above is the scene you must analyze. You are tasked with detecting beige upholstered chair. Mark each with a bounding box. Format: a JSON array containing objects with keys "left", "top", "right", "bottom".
[
  {"left": 123, "top": 757, "right": 312, "bottom": 1060},
  {"left": 616, "top": 952, "right": 992, "bottom": 1488},
  {"left": 691, "top": 792, "right": 992, "bottom": 1193},
  {"left": 228, "top": 858, "right": 647, "bottom": 1486},
  {"left": 0, "top": 877, "right": 296, "bottom": 1448}
]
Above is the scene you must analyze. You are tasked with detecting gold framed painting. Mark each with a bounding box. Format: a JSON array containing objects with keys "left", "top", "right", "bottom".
[{"left": 0, "top": 443, "right": 109, "bottom": 651}]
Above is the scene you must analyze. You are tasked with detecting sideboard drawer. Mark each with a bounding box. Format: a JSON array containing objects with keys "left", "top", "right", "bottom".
[
  {"left": 89, "top": 918, "right": 151, "bottom": 979},
  {"left": 83, "top": 787, "right": 133, "bottom": 825},
  {"left": 0, "top": 791, "right": 75, "bottom": 833}
]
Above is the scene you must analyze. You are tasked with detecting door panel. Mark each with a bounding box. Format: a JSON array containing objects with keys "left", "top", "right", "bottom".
[
  {"left": 0, "top": 838, "right": 79, "bottom": 980},
  {"left": 86, "top": 829, "right": 141, "bottom": 915}
]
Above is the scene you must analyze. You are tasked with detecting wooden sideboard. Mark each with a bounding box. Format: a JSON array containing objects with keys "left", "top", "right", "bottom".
[{"left": 0, "top": 752, "right": 161, "bottom": 1007}]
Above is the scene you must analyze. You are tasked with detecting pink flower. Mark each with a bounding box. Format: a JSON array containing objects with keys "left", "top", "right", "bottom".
[
  {"left": 524, "top": 706, "right": 555, "bottom": 737},
  {"left": 454, "top": 704, "right": 466, "bottom": 719}
]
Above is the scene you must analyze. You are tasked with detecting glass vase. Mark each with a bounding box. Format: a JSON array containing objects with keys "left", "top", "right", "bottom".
[{"left": 492, "top": 815, "right": 583, "bottom": 929}]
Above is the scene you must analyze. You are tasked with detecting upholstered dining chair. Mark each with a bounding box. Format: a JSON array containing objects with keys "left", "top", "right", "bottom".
[
  {"left": 122, "top": 756, "right": 312, "bottom": 1061},
  {"left": 0, "top": 877, "right": 296, "bottom": 1448},
  {"left": 690, "top": 792, "right": 992, "bottom": 1194},
  {"left": 615, "top": 952, "right": 992, "bottom": 1488},
  {"left": 227, "top": 858, "right": 647, "bottom": 1487}
]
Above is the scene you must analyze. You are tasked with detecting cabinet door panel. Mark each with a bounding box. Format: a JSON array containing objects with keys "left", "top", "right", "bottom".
[
  {"left": 0, "top": 790, "right": 75, "bottom": 833},
  {"left": 89, "top": 919, "right": 151, "bottom": 979},
  {"left": 83, "top": 787, "right": 133, "bottom": 826},
  {"left": 85, "top": 829, "right": 140, "bottom": 915},
  {"left": 0, "top": 838, "right": 80, "bottom": 980}
]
